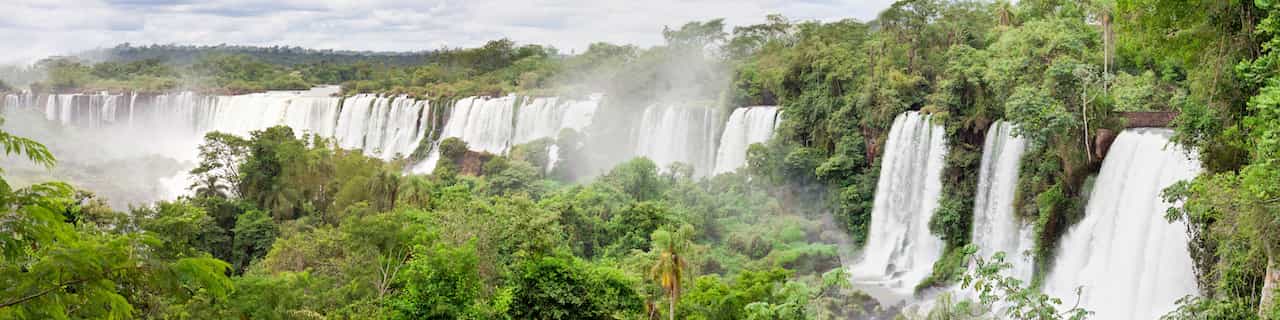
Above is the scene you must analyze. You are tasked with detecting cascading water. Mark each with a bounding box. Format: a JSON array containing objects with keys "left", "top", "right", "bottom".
[
  {"left": 849, "top": 111, "right": 947, "bottom": 304},
  {"left": 334, "top": 94, "right": 432, "bottom": 159},
  {"left": 632, "top": 104, "right": 722, "bottom": 176},
  {"left": 513, "top": 95, "right": 600, "bottom": 144},
  {"left": 1043, "top": 128, "right": 1199, "bottom": 320},
  {"left": 412, "top": 94, "right": 602, "bottom": 173},
  {"left": 3, "top": 86, "right": 446, "bottom": 207},
  {"left": 712, "top": 106, "right": 779, "bottom": 175},
  {"left": 436, "top": 95, "right": 518, "bottom": 154},
  {"left": 335, "top": 94, "right": 377, "bottom": 149},
  {"left": 971, "top": 121, "right": 1035, "bottom": 282},
  {"left": 204, "top": 87, "right": 341, "bottom": 139},
  {"left": 375, "top": 98, "right": 432, "bottom": 160}
]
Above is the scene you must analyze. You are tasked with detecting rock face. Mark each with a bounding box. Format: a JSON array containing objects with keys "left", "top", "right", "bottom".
[
  {"left": 1119, "top": 111, "right": 1179, "bottom": 128},
  {"left": 1094, "top": 111, "right": 1178, "bottom": 161},
  {"left": 1094, "top": 128, "right": 1117, "bottom": 160},
  {"left": 458, "top": 150, "right": 493, "bottom": 176}
]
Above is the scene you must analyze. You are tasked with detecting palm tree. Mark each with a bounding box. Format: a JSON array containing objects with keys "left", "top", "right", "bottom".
[
  {"left": 397, "top": 175, "right": 433, "bottom": 208},
  {"left": 192, "top": 175, "right": 227, "bottom": 198},
  {"left": 649, "top": 225, "right": 693, "bottom": 320}
]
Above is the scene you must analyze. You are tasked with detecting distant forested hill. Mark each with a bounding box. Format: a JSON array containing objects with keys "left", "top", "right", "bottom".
[{"left": 79, "top": 43, "right": 439, "bottom": 66}]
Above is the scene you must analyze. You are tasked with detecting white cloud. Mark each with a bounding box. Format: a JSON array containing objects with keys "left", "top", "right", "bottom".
[{"left": 0, "top": 0, "right": 895, "bottom": 64}]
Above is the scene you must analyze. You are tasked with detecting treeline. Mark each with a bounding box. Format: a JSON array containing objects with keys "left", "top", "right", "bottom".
[{"left": 85, "top": 43, "right": 436, "bottom": 67}]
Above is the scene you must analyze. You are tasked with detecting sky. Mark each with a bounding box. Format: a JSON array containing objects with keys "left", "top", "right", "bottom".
[{"left": 0, "top": 0, "right": 897, "bottom": 64}]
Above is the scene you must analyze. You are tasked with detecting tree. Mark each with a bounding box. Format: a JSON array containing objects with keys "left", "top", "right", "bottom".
[
  {"left": 509, "top": 256, "right": 642, "bottom": 319},
  {"left": 391, "top": 242, "right": 482, "bottom": 319},
  {"left": 238, "top": 126, "right": 311, "bottom": 219},
  {"left": 601, "top": 158, "right": 664, "bottom": 202},
  {"left": 650, "top": 225, "right": 694, "bottom": 320},
  {"left": 231, "top": 210, "right": 277, "bottom": 272},
  {"left": 190, "top": 132, "right": 249, "bottom": 198},
  {"left": 663, "top": 19, "right": 728, "bottom": 52}
]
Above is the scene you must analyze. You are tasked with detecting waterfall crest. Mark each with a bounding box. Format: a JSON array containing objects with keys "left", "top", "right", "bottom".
[
  {"left": 205, "top": 87, "right": 341, "bottom": 140},
  {"left": 712, "top": 106, "right": 779, "bottom": 175},
  {"left": 850, "top": 111, "right": 947, "bottom": 304},
  {"left": 1043, "top": 128, "right": 1199, "bottom": 319},
  {"left": 971, "top": 121, "right": 1035, "bottom": 282}
]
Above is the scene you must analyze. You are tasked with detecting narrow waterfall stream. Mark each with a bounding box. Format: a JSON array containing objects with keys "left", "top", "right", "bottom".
[
  {"left": 849, "top": 111, "right": 948, "bottom": 305},
  {"left": 632, "top": 104, "right": 723, "bottom": 176},
  {"left": 712, "top": 106, "right": 779, "bottom": 175},
  {"left": 971, "top": 121, "right": 1035, "bottom": 283},
  {"left": 1043, "top": 128, "right": 1200, "bottom": 319}
]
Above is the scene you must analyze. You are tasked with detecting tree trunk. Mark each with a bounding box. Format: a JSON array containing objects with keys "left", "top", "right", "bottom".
[
  {"left": 1262, "top": 254, "right": 1278, "bottom": 317},
  {"left": 1103, "top": 13, "right": 1112, "bottom": 94},
  {"left": 1082, "top": 89, "right": 1093, "bottom": 164},
  {"left": 669, "top": 295, "right": 676, "bottom": 320}
]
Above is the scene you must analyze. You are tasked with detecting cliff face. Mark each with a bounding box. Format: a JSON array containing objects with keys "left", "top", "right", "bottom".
[
  {"left": 458, "top": 150, "right": 493, "bottom": 176},
  {"left": 1119, "top": 111, "right": 1178, "bottom": 128},
  {"left": 1094, "top": 112, "right": 1179, "bottom": 161}
]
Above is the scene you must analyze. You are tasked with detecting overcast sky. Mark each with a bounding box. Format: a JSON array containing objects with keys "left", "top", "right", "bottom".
[{"left": 0, "top": 0, "right": 897, "bottom": 64}]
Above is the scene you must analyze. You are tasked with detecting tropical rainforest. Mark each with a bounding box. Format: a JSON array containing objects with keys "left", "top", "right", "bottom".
[{"left": 2, "top": 0, "right": 1280, "bottom": 319}]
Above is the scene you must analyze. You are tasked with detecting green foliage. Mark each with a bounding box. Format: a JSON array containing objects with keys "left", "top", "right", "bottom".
[
  {"left": 1110, "top": 70, "right": 1188, "bottom": 112},
  {"left": 0, "top": 117, "right": 56, "bottom": 172},
  {"left": 392, "top": 241, "right": 483, "bottom": 319},
  {"left": 509, "top": 256, "right": 643, "bottom": 319},
  {"left": 921, "top": 246, "right": 1091, "bottom": 320},
  {"left": 231, "top": 210, "right": 277, "bottom": 272},
  {"left": 0, "top": 126, "right": 231, "bottom": 319},
  {"left": 601, "top": 158, "right": 665, "bottom": 202}
]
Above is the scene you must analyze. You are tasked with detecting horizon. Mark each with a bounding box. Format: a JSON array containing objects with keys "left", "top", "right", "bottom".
[{"left": 0, "top": 0, "right": 896, "bottom": 65}]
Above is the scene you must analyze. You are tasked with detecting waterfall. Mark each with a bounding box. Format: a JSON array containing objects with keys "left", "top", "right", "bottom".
[
  {"left": 712, "top": 106, "right": 779, "bottom": 175},
  {"left": 7, "top": 86, "right": 442, "bottom": 163},
  {"left": 849, "top": 111, "right": 947, "bottom": 304},
  {"left": 437, "top": 95, "right": 518, "bottom": 154},
  {"left": 375, "top": 98, "right": 430, "bottom": 160},
  {"left": 4, "top": 86, "right": 458, "bottom": 207},
  {"left": 412, "top": 94, "right": 601, "bottom": 174},
  {"left": 1043, "top": 128, "right": 1199, "bottom": 320},
  {"left": 513, "top": 97, "right": 564, "bottom": 144},
  {"left": 513, "top": 94, "right": 601, "bottom": 145},
  {"left": 332, "top": 94, "right": 430, "bottom": 159},
  {"left": 205, "top": 87, "right": 341, "bottom": 139},
  {"left": 1, "top": 94, "right": 13, "bottom": 112},
  {"left": 632, "top": 104, "right": 723, "bottom": 175},
  {"left": 971, "top": 121, "right": 1035, "bottom": 282},
  {"left": 335, "top": 94, "right": 377, "bottom": 149}
]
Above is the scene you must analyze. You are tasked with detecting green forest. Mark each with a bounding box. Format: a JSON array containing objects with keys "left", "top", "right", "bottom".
[{"left": 4, "top": 0, "right": 1280, "bottom": 319}]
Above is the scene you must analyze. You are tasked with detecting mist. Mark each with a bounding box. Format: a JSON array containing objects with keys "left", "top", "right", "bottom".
[{"left": 0, "top": 110, "right": 195, "bottom": 208}]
